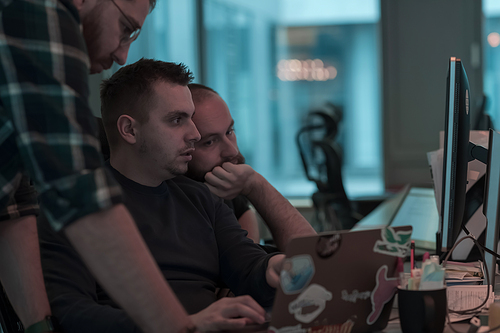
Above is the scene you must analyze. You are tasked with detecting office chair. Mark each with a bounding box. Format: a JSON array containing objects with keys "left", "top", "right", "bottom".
[
  {"left": 0, "top": 282, "right": 24, "bottom": 333},
  {"left": 296, "top": 102, "right": 361, "bottom": 231}
]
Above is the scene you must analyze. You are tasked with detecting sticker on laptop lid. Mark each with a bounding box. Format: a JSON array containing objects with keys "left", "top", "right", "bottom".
[
  {"left": 341, "top": 289, "right": 371, "bottom": 303},
  {"left": 373, "top": 227, "right": 411, "bottom": 257},
  {"left": 367, "top": 265, "right": 398, "bottom": 325},
  {"left": 315, "top": 233, "right": 342, "bottom": 258},
  {"left": 268, "top": 324, "right": 306, "bottom": 333},
  {"left": 281, "top": 255, "right": 315, "bottom": 295},
  {"left": 288, "top": 284, "right": 332, "bottom": 324},
  {"left": 308, "top": 319, "right": 355, "bottom": 333}
]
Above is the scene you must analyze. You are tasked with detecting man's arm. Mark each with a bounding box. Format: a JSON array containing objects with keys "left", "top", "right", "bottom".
[
  {"left": 64, "top": 204, "right": 193, "bottom": 333},
  {"left": 238, "top": 209, "right": 260, "bottom": 243},
  {"left": 0, "top": 3, "right": 193, "bottom": 332},
  {"left": 205, "top": 163, "right": 316, "bottom": 250},
  {"left": 211, "top": 195, "right": 279, "bottom": 307},
  {"left": 0, "top": 216, "right": 51, "bottom": 328}
]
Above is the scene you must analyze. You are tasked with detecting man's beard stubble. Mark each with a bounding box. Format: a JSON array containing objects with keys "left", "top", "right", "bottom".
[{"left": 81, "top": 2, "right": 107, "bottom": 73}]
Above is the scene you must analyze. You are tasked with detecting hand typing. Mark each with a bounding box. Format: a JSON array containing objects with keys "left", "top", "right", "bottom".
[{"left": 189, "top": 296, "right": 266, "bottom": 332}]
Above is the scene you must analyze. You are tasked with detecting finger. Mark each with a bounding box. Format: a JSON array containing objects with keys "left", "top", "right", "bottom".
[
  {"left": 205, "top": 172, "right": 237, "bottom": 194},
  {"left": 230, "top": 295, "right": 267, "bottom": 316},
  {"left": 223, "top": 307, "right": 265, "bottom": 325},
  {"left": 205, "top": 172, "right": 228, "bottom": 188},
  {"left": 214, "top": 317, "right": 248, "bottom": 331},
  {"left": 272, "top": 254, "right": 286, "bottom": 273},
  {"left": 221, "top": 162, "right": 238, "bottom": 172},
  {"left": 266, "top": 268, "right": 280, "bottom": 288},
  {"left": 211, "top": 166, "right": 234, "bottom": 180},
  {"left": 222, "top": 299, "right": 266, "bottom": 323},
  {"left": 266, "top": 257, "right": 283, "bottom": 288}
]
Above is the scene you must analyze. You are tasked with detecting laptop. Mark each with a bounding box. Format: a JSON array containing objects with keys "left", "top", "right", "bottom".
[
  {"left": 352, "top": 186, "right": 438, "bottom": 252},
  {"left": 266, "top": 226, "right": 413, "bottom": 333}
]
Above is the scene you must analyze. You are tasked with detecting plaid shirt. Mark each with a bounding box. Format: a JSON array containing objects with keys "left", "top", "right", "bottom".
[{"left": 0, "top": 0, "right": 123, "bottom": 231}]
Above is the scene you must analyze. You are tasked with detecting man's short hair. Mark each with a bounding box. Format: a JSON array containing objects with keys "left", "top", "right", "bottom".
[
  {"left": 100, "top": 58, "right": 194, "bottom": 149},
  {"left": 188, "top": 83, "right": 219, "bottom": 105}
]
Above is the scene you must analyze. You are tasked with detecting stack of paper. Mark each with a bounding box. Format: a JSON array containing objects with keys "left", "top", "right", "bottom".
[
  {"left": 447, "top": 285, "right": 494, "bottom": 322},
  {"left": 444, "top": 261, "right": 483, "bottom": 286}
]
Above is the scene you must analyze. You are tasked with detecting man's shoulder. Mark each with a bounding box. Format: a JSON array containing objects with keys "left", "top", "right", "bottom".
[
  {"left": 171, "top": 176, "right": 228, "bottom": 207},
  {"left": 1, "top": 0, "right": 80, "bottom": 20}
]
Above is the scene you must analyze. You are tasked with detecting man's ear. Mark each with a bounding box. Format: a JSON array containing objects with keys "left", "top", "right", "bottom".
[{"left": 116, "top": 115, "right": 138, "bottom": 145}]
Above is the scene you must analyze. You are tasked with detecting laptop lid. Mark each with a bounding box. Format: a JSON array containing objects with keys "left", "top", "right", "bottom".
[
  {"left": 268, "top": 226, "right": 412, "bottom": 333},
  {"left": 389, "top": 187, "right": 439, "bottom": 251},
  {"left": 353, "top": 186, "right": 438, "bottom": 251}
]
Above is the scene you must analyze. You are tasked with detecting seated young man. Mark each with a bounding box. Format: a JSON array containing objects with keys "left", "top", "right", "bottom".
[
  {"left": 186, "top": 84, "right": 316, "bottom": 250},
  {"left": 38, "top": 59, "right": 284, "bottom": 333}
]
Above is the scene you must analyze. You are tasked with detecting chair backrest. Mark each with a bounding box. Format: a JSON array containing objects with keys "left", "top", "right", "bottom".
[
  {"left": 0, "top": 283, "right": 24, "bottom": 333},
  {"left": 296, "top": 103, "right": 359, "bottom": 231}
]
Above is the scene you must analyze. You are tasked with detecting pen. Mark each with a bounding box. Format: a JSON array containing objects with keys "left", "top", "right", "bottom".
[{"left": 410, "top": 240, "right": 415, "bottom": 277}]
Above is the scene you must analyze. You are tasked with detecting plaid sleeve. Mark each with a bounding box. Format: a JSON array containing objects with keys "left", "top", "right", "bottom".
[{"left": 0, "top": 0, "right": 123, "bottom": 231}]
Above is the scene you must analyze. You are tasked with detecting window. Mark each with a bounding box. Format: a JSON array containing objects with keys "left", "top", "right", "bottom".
[
  {"left": 484, "top": 0, "right": 500, "bottom": 130},
  {"left": 202, "top": 0, "right": 382, "bottom": 197},
  {"left": 119, "top": 1, "right": 199, "bottom": 78}
]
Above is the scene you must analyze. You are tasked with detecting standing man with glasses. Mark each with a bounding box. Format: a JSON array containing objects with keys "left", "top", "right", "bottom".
[{"left": 0, "top": 1, "right": 196, "bottom": 332}]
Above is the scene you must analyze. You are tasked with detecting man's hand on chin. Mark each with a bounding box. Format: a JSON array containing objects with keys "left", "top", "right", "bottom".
[
  {"left": 189, "top": 296, "right": 266, "bottom": 332},
  {"left": 204, "top": 163, "right": 258, "bottom": 200}
]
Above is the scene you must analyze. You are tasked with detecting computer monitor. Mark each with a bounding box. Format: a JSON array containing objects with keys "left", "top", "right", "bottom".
[
  {"left": 439, "top": 58, "right": 498, "bottom": 279},
  {"left": 439, "top": 57, "right": 470, "bottom": 253}
]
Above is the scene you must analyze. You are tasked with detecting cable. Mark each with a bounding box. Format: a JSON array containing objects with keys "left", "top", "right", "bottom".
[{"left": 461, "top": 224, "right": 500, "bottom": 260}]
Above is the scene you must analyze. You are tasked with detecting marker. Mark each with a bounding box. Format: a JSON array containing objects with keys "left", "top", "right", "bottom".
[
  {"left": 410, "top": 240, "right": 415, "bottom": 277},
  {"left": 422, "top": 251, "right": 430, "bottom": 264}
]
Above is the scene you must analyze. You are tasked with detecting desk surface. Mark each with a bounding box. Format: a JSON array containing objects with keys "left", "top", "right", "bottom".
[
  {"left": 384, "top": 322, "right": 471, "bottom": 333},
  {"left": 235, "top": 311, "right": 473, "bottom": 333},
  {"left": 382, "top": 309, "right": 474, "bottom": 332}
]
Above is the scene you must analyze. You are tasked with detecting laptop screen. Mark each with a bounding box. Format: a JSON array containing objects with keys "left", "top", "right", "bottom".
[
  {"left": 389, "top": 187, "right": 439, "bottom": 250},
  {"left": 353, "top": 187, "right": 439, "bottom": 251}
]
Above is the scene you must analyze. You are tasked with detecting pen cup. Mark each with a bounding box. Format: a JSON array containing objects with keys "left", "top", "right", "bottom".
[{"left": 398, "top": 287, "right": 447, "bottom": 333}]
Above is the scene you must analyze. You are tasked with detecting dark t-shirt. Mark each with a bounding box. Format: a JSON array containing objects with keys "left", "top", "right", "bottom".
[
  {"left": 39, "top": 163, "right": 277, "bottom": 333},
  {"left": 225, "top": 195, "right": 251, "bottom": 219}
]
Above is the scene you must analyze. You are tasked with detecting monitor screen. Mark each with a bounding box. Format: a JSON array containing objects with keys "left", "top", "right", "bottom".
[{"left": 440, "top": 57, "right": 470, "bottom": 252}]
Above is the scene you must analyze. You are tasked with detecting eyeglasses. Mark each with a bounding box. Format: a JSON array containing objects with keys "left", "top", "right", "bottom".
[{"left": 110, "top": 0, "right": 141, "bottom": 46}]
